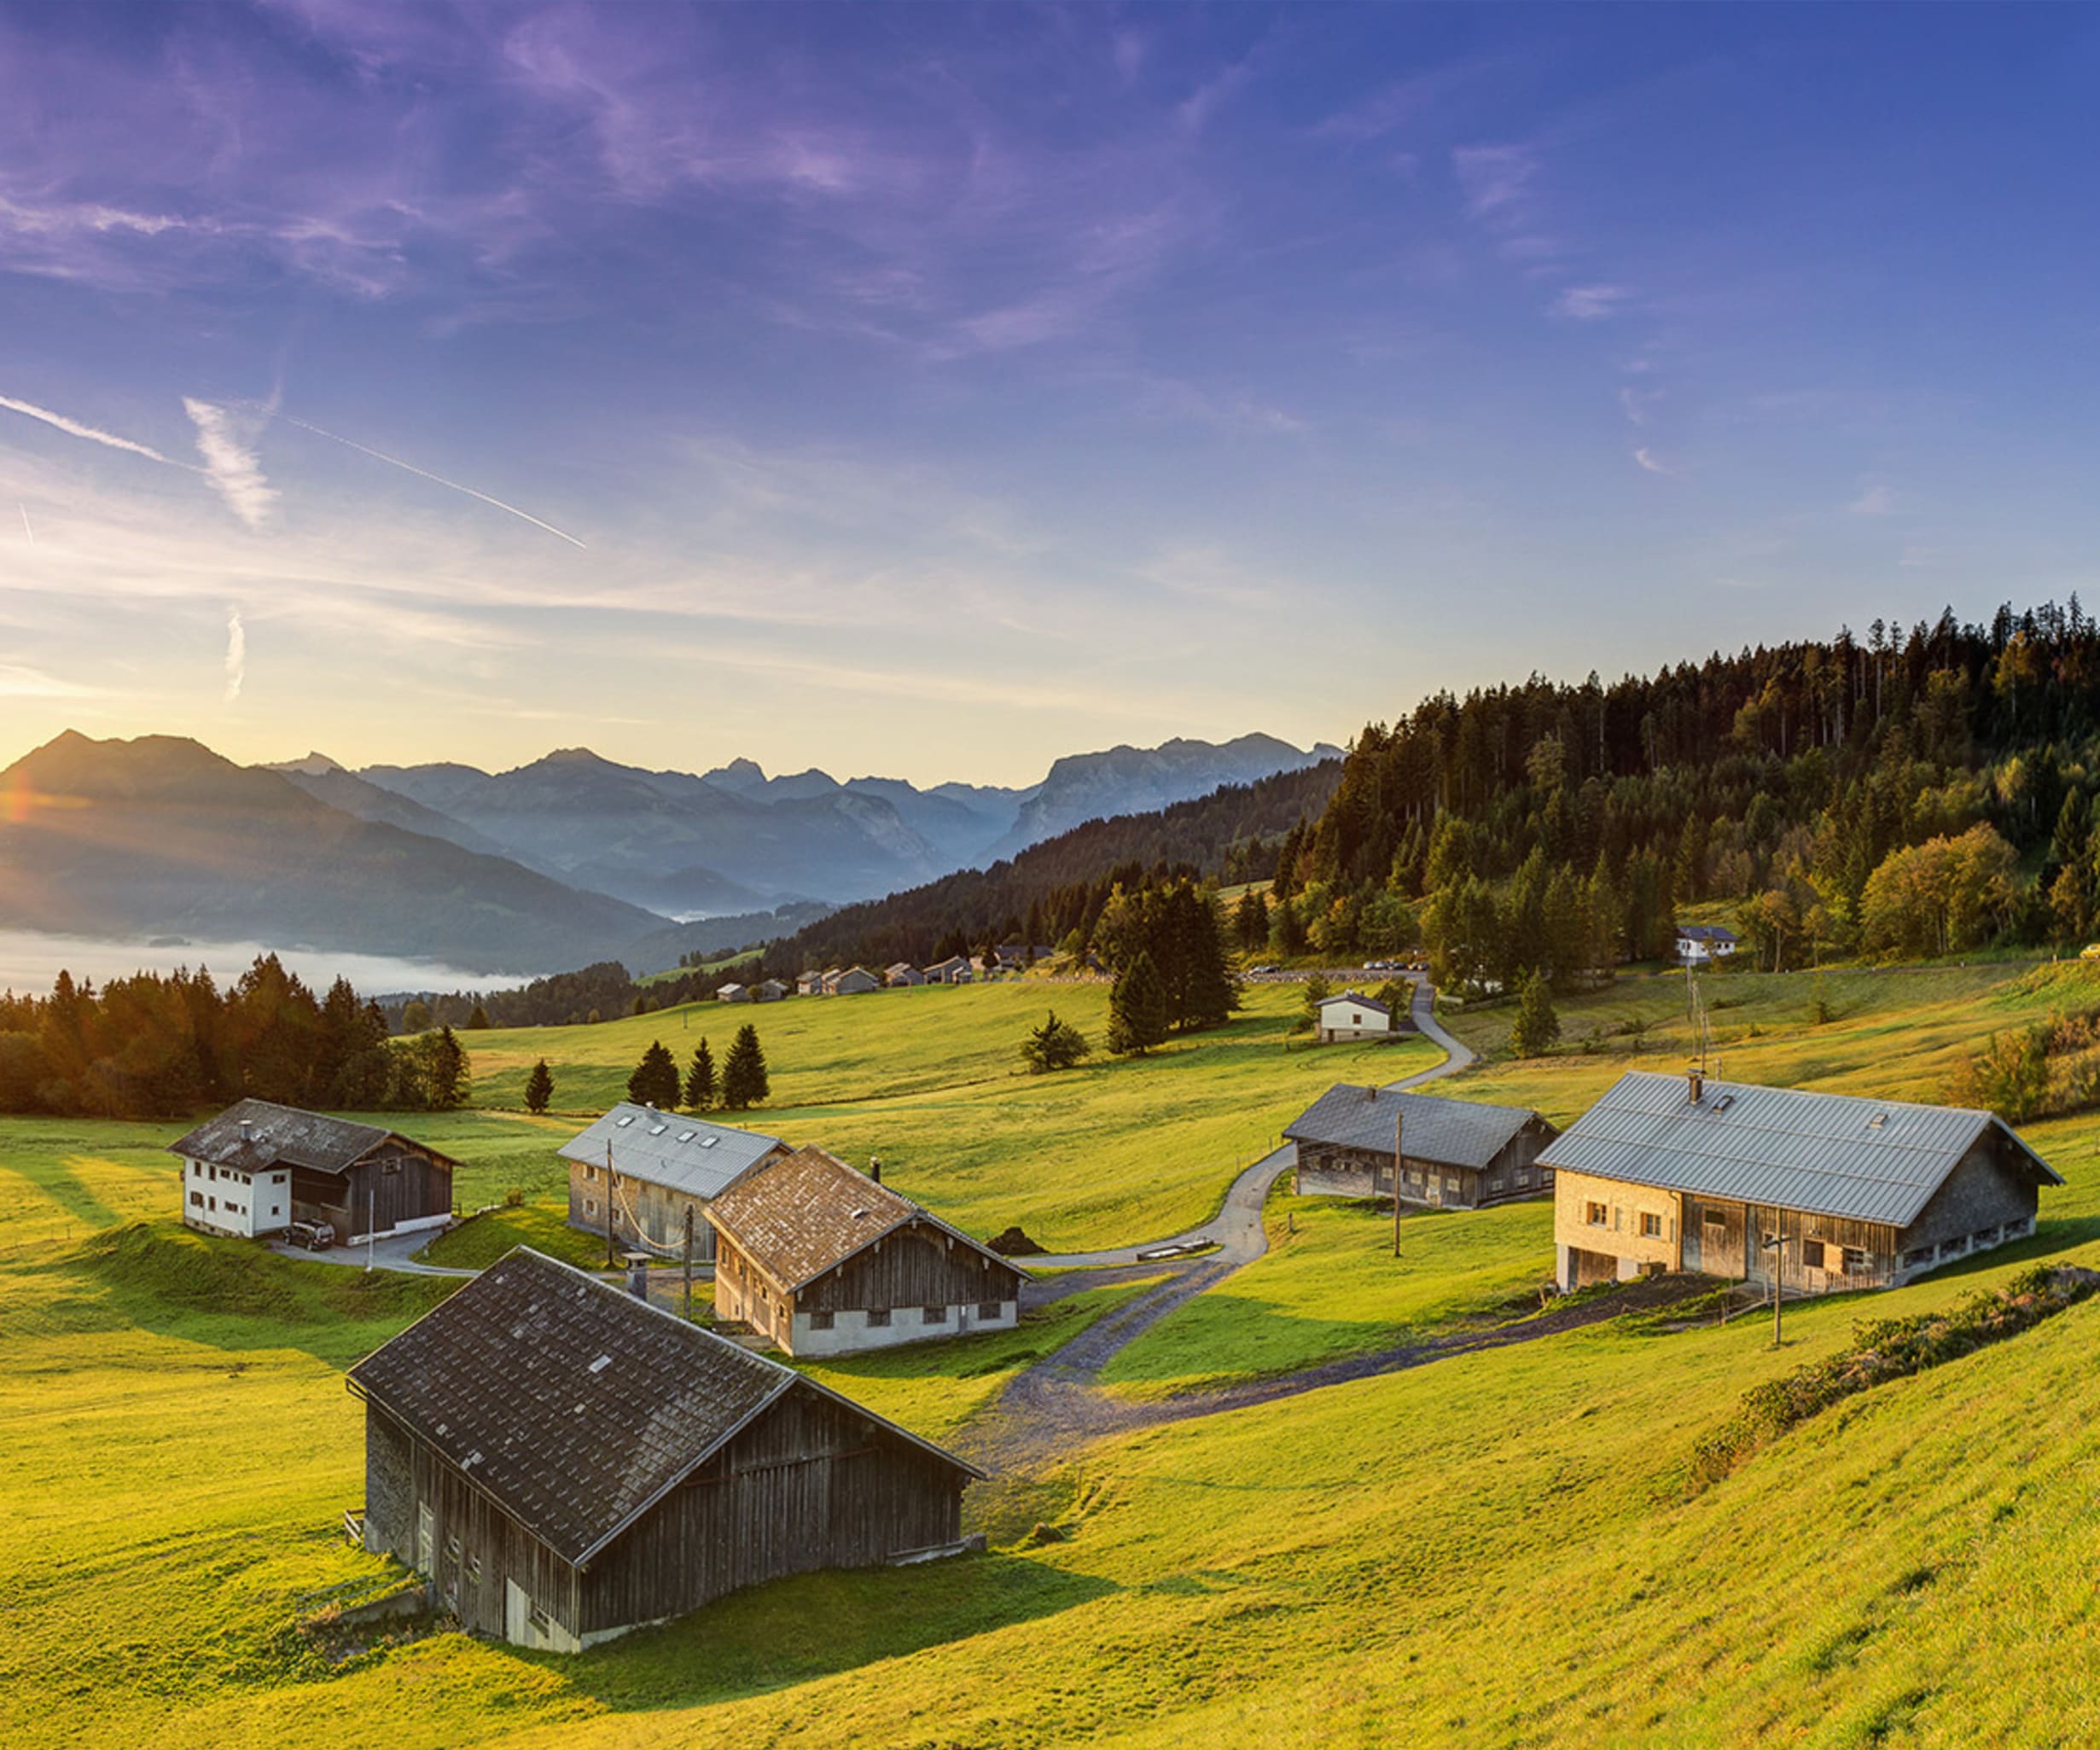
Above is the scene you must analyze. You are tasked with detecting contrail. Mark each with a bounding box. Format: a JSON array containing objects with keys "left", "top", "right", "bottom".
[
  {"left": 0, "top": 393, "right": 177, "bottom": 464},
  {"left": 286, "top": 416, "right": 586, "bottom": 549},
  {"left": 17, "top": 503, "right": 30, "bottom": 544}
]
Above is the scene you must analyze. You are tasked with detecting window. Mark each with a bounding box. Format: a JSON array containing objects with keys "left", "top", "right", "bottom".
[
  {"left": 271, "top": 1206, "right": 281, "bottom": 1217},
  {"left": 584, "top": 1199, "right": 596, "bottom": 1218},
  {"left": 208, "top": 1196, "right": 217, "bottom": 1212},
  {"left": 465, "top": 1554, "right": 481, "bottom": 1586},
  {"left": 585, "top": 1164, "right": 597, "bottom": 1182},
  {"left": 273, "top": 1173, "right": 286, "bottom": 1184},
  {"left": 1585, "top": 1201, "right": 1608, "bottom": 1228},
  {"left": 1801, "top": 1239, "right": 1826, "bottom": 1270},
  {"left": 1703, "top": 1208, "right": 1726, "bottom": 1229},
  {"left": 445, "top": 1533, "right": 462, "bottom": 1564},
  {"left": 1843, "top": 1247, "right": 1869, "bottom": 1274},
  {"left": 978, "top": 1301, "right": 1003, "bottom": 1321},
  {"left": 809, "top": 1310, "right": 835, "bottom": 1331},
  {"left": 1973, "top": 1226, "right": 2000, "bottom": 1247},
  {"left": 189, "top": 1191, "right": 204, "bottom": 1208},
  {"left": 866, "top": 1307, "right": 892, "bottom": 1328},
  {"left": 382, "top": 1159, "right": 401, "bottom": 1176},
  {"left": 923, "top": 1305, "right": 948, "bottom": 1324},
  {"left": 1638, "top": 1212, "right": 1663, "bottom": 1239},
  {"left": 615, "top": 1115, "right": 636, "bottom": 1128},
  {"left": 2005, "top": 1217, "right": 2033, "bottom": 1239}
]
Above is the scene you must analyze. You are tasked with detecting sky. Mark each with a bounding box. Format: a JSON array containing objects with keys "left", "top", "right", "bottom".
[{"left": 2, "top": 2, "right": 2098, "bottom": 787}]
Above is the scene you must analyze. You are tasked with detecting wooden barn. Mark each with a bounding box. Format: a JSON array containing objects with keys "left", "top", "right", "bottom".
[
  {"left": 1544, "top": 1069, "right": 2064, "bottom": 1294},
  {"left": 1285, "top": 1084, "right": 1557, "bottom": 1208},
  {"left": 170, "top": 1099, "right": 456, "bottom": 1246},
  {"left": 707, "top": 1147, "right": 1030, "bottom": 1356},
  {"left": 348, "top": 1247, "right": 981, "bottom": 1651},
  {"left": 559, "top": 1103, "right": 787, "bottom": 1261}
]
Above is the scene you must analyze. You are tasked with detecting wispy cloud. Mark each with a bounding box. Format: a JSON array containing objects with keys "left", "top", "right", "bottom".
[
  {"left": 0, "top": 393, "right": 174, "bottom": 464},
  {"left": 1554, "top": 283, "right": 1630, "bottom": 322},
  {"left": 1632, "top": 446, "right": 1672, "bottom": 475},
  {"left": 223, "top": 608, "right": 246, "bottom": 703},
  {"left": 0, "top": 662, "right": 95, "bottom": 698},
  {"left": 17, "top": 503, "right": 31, "bottom": 544},
  {"left": 1847, "top": 482, "right": 1895, "bottom": 515},
  {"left": 1619, "top": 387, "right": 1661, "bottom": 427},
  {"left": 286, "top": 418, "right": 586, "bottom": 548},
  {"left": 183, "top": 399, "right": 277, "bottom": 530}
]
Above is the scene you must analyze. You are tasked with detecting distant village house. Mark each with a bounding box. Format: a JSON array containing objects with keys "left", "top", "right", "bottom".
[
  {"left": 1675, "top": 924, "right": 1739, "bottom": 964},
  {"left": 753, "top": 979, "right": 788, "bottom": 1002},
  {"left": 829, "top": 966, "right": 881, "bottom": 996},
  {"left": 886, "top": 962, "right": 926, "bottom": 986},
  {"left": 716, "top": 981, "right": 749, "bottom": 1003},
  {"left": 171, "top": 1099, "right": 456, "bottom": 1247},
  {"left": 348, "top": 1247, "right": 981, "bottom": 1652},
  {"left": 559, "top": 1102, "right": 787, "bottom": 1261},
  {"left": 1543, "top": 1069, "right": 2062, "bottom": 1294},
  {"left": 923, "top": 956, "right": 974, "bottom": 985},
  {"left": 1286, "top": 1084, "right": 1557, "bottom": 1208},
  {"left": 708, "top": 1147, "right": 1030, "bottom": 1356},
  {"left": 1314, "top": 989, "right": 1414, "bottom": 1044}
]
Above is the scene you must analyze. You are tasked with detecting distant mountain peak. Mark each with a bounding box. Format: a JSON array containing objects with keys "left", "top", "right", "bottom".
[{"left": 270, "top": 751, "right": 346, "bottom": 776}]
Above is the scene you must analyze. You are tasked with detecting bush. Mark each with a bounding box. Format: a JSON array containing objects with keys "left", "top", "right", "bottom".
[{"left": 1020, "top": 1010, "right": 1091, "bottom": 1073}]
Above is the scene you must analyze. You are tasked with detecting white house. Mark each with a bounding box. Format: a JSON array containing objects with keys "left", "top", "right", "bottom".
[
  {"left": 1315, "top": 989, "right": 1404, "bottom": 1044},
  {"left": 1676, "top": 924, "right": 1740, "bottom": 964},
  {"left": 716, "top": 982, "right": 750, "bottom": 1003}
]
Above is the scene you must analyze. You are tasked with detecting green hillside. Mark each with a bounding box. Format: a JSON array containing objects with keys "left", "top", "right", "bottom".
[{"left": 9, "top": 962, "right": 2100, "bottom": 1747}]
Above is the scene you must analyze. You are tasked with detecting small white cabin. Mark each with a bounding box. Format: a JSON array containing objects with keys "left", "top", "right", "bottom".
[{"left": 1316, "top": 990, "right": 1397, "bottom": 1044}]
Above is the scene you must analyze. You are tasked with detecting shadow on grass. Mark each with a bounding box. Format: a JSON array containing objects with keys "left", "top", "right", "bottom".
[
  {"left": 0, "top": 1153, "right": 126, "bottom": 1236},
  {"left": 527, "top": 1550, "right": 1116, "bottom": 1715}
]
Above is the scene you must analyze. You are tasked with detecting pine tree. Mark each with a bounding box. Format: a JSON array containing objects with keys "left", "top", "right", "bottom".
[
  {"left": 720, "top": 1024, "right": 770, "bottom": 1108},
  {"left": 428, "top": 1025, "right": 470, "bottom": 1109},
  {"left": 524, "top": 1058, "right": 555, "bottom": 1113},
  {"left": 627, "top": 1039, "right": 681, "bottom": 1108},
  {"left": 1510, "top": 972, "right": 1561, "bottom": 1058},
  {"left": 466, "top": 1001, "right": 492, "bottom": 1030},
  {"left": 1235, "top": 888, "right": 1268, "bottom": 952},
  {"left": 1106, "top": 951, "right": 1169, "bottom": 1055},
  {"left": 684, "top": 1038, "right": 718, "bottom": 1109},
  {"left": 1020, "top": 1009, "right": 1091, "bottom": 1073}
]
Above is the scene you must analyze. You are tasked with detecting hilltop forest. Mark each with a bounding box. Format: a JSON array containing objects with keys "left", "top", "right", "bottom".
[{"left": 761, "top": 602, "right": 2100, "bottom": 988}]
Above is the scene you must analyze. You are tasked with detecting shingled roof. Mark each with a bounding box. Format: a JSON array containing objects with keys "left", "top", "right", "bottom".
[
  {"left": 706, "top": 1146, "right": 1027, "bottom": 1295},
  {"left": 167, "top": 1098, "right": 451, "bottom": 1175},
  {"left": 1284, "top": 1084, "right": 1549, "bottom": 1170},
  {"left": 557, "top": 1102, "right": 783, "bottom": 1202},
  {"left": 347, "top": 1247, "right": 980, "bottom": 1569},
  {"left": 1538, "top": 1069, "right": 2063, "bottom": 1227}
]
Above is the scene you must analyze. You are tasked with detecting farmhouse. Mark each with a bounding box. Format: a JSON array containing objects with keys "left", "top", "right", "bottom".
[
  {"left": 1676, "top": 923, "right": 1739, "bottom": 964},
  {"left": 753, "top": 979, "right": 788, "bottom": 1002},
  {"left": 708, "top": 1146, "right": 1030, "bottom": 1356},
  {"left": 348, "top": 1247, "right": 981, "bottom": 1652},
  {"left": 1314, "top": 989, "right": 1413, "bottom": 1044},
  {"left": 886, "top": 962, "right": 926, "bottom": 986},
  {"left": 923, "top": 956, "right": 974, "bottom": 985},
  {"left": 560, "top": 1102, "right": 787, "bottom": 1260},
  {"left": 796, "top": 972, "right": 825, "bottom": 996},
  {"left": 716, "top": 982, "right": 749, "bottom": 1003},
  {"left": 170, "top": 1099, "right": 456, "bottom": 1246},
  {"left": 830, "top": 966, "right": 881, "bottom": 996},
  {"left": 1544, "top": 1068, "right": 2063, "bottom": 1294},
  {"left": 1286, "top": 1084, "right": 1558, "bottom": 1207}
]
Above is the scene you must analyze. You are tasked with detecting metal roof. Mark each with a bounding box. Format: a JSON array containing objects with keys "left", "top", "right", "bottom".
[
  {"left": 1676, "top": 924, "right": 1738, "bottom": 942},
  {"left": 1318, "top": 990, "right": 1392, "bottom": 1017},
  {"left": 1283, "top": 1084, "right": 1548, "bottom": 1170},
  {"left": 557, "top": 1102, "right": 782, "bottom": 1202},
  {"left": 166, "top": 1098, "right": 454, "bottom": 1175},
  {"left": 347, "top": 1248, "right": 980, "bottom": 1568},
  {"left": 1536, "top": 1069, "right": 2063, "bottom": 1228}
]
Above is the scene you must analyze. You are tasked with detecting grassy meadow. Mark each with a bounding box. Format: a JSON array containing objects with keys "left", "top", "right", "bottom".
[{"left": 11, "top": 961, "right": 2100, "bottom": 1744}]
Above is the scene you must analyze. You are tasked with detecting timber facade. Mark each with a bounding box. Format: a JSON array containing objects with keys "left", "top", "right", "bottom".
[
  {"left": 1545, "top": 1070, "right": 2060, "bottom": 1295},
  {"left": 1286, "top": 1084, "right": 1557, "bottom": 1210},
  {"left": 351, "top": 1247, "right": 980, "bottom": 1651},
  {"left": 559, "top": 1104, "right": 788, "bottom": 1264}
]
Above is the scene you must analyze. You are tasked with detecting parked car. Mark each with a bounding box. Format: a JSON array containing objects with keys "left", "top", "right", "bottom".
[{"left": 285, "top": 1218, "right": 335, "bottom": 1251}]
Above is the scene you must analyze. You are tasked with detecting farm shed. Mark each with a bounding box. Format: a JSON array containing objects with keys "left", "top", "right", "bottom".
[
  {"left": 708, "top": 1147, "right": 1031, "bottom": 1357},
  {"left": 1285, "top": 1084, "right": 1557, "bottom": 1208},
  {"left": 559, "top": 1102, "right": 786, "bottom": 1261},
  {"left": 716, "top": 982, "right": 750, "bottom": 1003},
  {"left": 348, "top": 1247, "right": 981, "bottom": 1652},
  {"left": 1544, "top": 1069, "right": 2063, "bottom": 1294},
  {"left": 753, "top": 980, "right": 789, "bottom": 1002},
  {"left": 170, "top": 1099, "right": 456, "bottom": 1246}
]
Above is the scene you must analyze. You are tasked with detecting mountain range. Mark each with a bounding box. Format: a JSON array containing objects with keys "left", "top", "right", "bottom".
[{"left": 0, "top": 730, "right": 1336, "bottom": 978}]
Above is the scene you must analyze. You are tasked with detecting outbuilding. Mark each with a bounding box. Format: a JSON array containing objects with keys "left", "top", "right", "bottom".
[
  {"left": 886, "top": 962, "right": 926, "bottom": 987},
  {"left": 349, "top": 1247, "right": 982, "bottom": 1652},
  {"left": 830, "top": 967, "right": 881, "bottom": 997},
  {"left": 1544, "top": 1068, "right": 2063, "bottom": 1294},
  {"left": 716, "top": 982, "right": 750, "bottom": 1003},
  {"left": 708, "top": 1147, "right": 1030, "bottom": 1356},
  {"left": 753, "top": 979, "right": 789, "bottom": 1002},
  {"left": 559, "top": 1102, "right": 787, "bottom": 1259},
  {"left": 170, "top": 1099, "right": 456, "bottom": 1247},
  {"left": 1285, "top": 1084, "right": 1557, "bottom": 1207}
]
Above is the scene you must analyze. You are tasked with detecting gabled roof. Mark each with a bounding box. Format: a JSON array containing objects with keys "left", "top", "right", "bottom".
[
  {"left": 347, "top": 1248, "right": 981, "bottom": 1569},
  {"left": 1538, "top": 1070, "right": 2063, "bottom": 1228},
  {"left": 1285, "top": 1084, "right": 1548, "bottom": 1170},
  {"left": 166, "top": 1098, "right": 454, "bottom": 1175},
  {"left": 1677, "top": 924, "right": 1738, "bottom": 942},
  {"left": 706, "top": 1146, "right": 1028, "bottom": 1296},
  {"left": 1318, "top": 989, "right": 1391, "bottom": 1017},
  {"left": 557, "top": 1102, "right": 782, "bottom": 1202}
]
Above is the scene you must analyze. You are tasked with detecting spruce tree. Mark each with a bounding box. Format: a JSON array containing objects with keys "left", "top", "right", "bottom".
[
  {"left": 1510, "top": 972, "right": 1561, "bottom": 1058},
  {"left": 1020, "top": 1009, "right": 1090, "bottom": 1073},
  {"left": 466, "top": 1001, "right": 492, "bottom": 1030},
  {"left": 627, "top": 1039, "right": 681, "bottom": 1108},
  {"left": 1235, "top": 888, "right": 1268, "bottom": 952},
  {"left": 428, "top": 1025, "right": 470, "bottom": 1109},
  {"left": 524, "top": 1058, "right": 555, "bottom": 1113},
  {"left": 720, "top": 1024, "right": 771, "bottom": 1109},
  {"left": 1106, "top": 951, "right": 1169, "bottom": 1055},
  {"left": 684, "top": 1038, "right": 718, "bottom": 1110}
]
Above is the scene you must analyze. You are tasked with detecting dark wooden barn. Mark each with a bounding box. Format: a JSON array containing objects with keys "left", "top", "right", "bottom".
[
  {"left": 707, "top": 1146, "right": 1031, "bottom": 1356},
  {"left": 347, "top": 1247, "right": 982, "bottom": 1650},
  {"left": 169, "top": 1098, "right": 456, "bottom": 1246},
  {"left": 1285, "top": 1084, "right": 1558, "bottom": 1210}
]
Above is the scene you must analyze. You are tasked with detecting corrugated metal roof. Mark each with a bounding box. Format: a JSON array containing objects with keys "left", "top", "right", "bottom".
[
  {"left": 1283, "top": 1084, "right": 1548, "bottom": 1170},
  {"left": 1537, "top": 1069, "right": 2062, "bottom": 1227},
  {"left": 346, "top": 1248, "right": 980, "bottom": 1567},
  {"left": 166, "top": 1098, "right": 451, "bottom": 1174},
  {"left": 557, "top": 1102, "right": 782, "bottom": 1202}
]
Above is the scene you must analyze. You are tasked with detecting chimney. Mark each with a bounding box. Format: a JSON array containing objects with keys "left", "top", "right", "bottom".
[
  {"left": 623, "top": 1253, "right": 650, "bottom": 1300},
  {"left": 1688, "top": 1067, "right": 1704, "bottom": 1105},
  {"left": 1365, "top": 1084, "right": 1377, "bottom": 1102},
  {"left": 238, "top": 1119, "right": 253, "bottom": 1142},
  {"left": 869, "top": 1157, "right": 882, "bottom": 1184}
]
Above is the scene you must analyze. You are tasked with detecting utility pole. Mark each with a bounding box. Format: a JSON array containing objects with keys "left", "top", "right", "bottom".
[
  {"left": 683, "top": 1206, "right": 695, "bottom": 1323},
  {"left": 1763, "top": 1206, "right": 1785, "bottom": 1347},
  {"left": 1393, "top": 1104, "right": 1405, "bottom": 1259},
  {"left": 366, "top": 1182, "right": 375, "bottom": 1274},
  {"left": 605, "top": 1140, "right": 616, "bottom": 1269}
]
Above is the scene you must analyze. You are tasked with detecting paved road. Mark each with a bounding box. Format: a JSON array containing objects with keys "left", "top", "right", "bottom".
[{"left": 265, "top": 1229, "right": 480, "bottom": 1276}]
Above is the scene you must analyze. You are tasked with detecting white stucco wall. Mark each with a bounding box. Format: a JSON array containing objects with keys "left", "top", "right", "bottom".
[
  {"left": 784, "top": 1299, "right": 1019, "bottom": 1358},
  {"left": 182, "top": 1158, "right": 294, "bottom": 1237}
]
